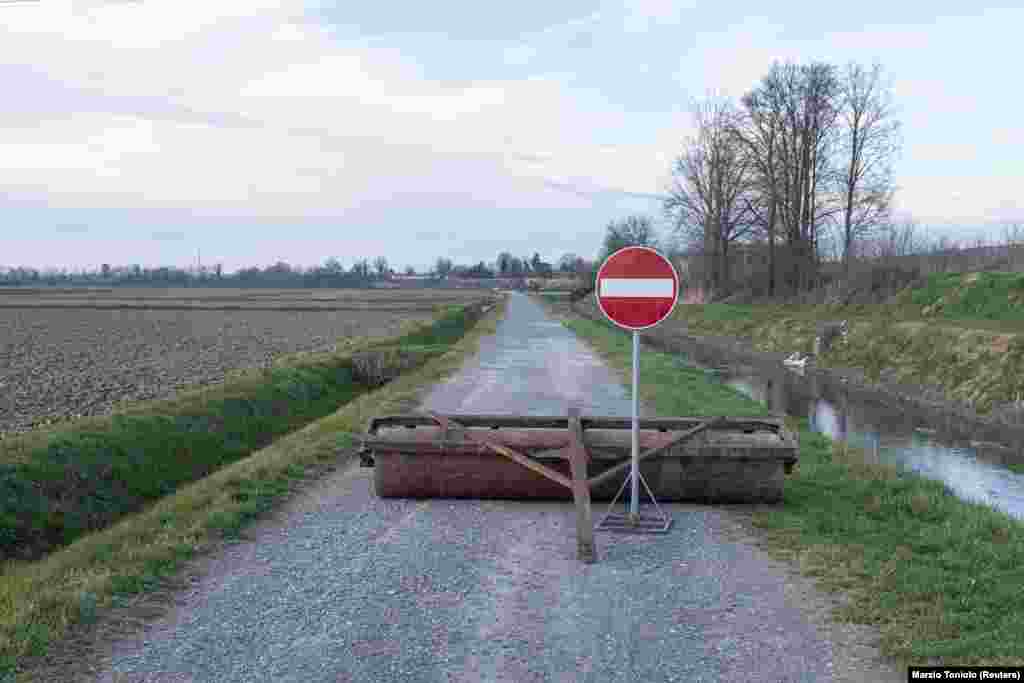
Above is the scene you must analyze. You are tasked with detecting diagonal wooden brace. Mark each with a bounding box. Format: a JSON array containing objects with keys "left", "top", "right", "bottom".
[
  {"left": 586, "top": 417, "right": 724, "bottom": 490},
  {"left": 426, "top": 412, "right": 574, "bottom": 490},
  {"left": 427, "top": 410, "right": 596, "bottom": 563}
]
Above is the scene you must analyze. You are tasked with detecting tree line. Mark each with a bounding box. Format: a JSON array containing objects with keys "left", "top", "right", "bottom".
[
  {"left": 0, "top": 251, "right": 591, "bottom": 288},
  {"left": 3, "top": 58, "right": 941, "bottom": 297},
  {"left": 662, "top": 59, "right": 902, "bottom": 298}
]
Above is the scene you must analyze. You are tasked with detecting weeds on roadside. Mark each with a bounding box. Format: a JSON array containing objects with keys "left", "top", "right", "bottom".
[
  {"left": 0, "top": 305, "right": 481, "bottom": 564},
  {"left": 565, "top": 311, "right": 1024, "bottom": 667},
  {"left": 0, "top": 298, "right": 503, "bottom": 681}
]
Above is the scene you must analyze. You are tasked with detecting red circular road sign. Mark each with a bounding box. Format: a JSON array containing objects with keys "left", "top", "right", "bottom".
[{"left": 595, "top": 246, "right": 680, "bottom": 330}]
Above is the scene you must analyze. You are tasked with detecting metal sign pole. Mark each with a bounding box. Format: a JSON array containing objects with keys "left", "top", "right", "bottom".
[
  {"left": 593, "top": 245, "right": 676, "bottom": 535},
  {"left": 630, "top": 330, "right": 640, "bottom": 522}
]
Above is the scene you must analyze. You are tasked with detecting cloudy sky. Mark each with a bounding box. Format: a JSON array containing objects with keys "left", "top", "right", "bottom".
[{"left": 1, "top": 0, "right": 1021, "bottom": 273}]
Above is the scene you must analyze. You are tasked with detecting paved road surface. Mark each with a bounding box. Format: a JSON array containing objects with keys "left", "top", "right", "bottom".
[
  {"left": 420, "top": 292, "right": 636, "bottom": 416},
  {"left": 79, "top": 293, "right": 904, "bottom": 682}
]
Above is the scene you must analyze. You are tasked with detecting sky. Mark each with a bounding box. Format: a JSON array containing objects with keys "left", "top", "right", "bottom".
[{"left": 1, "top": 0, "right": 1022, "bottom": 273}]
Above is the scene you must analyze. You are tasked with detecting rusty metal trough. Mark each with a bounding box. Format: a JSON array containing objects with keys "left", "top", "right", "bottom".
[{"left": 361, "top": 413, "right": 798, "bottom": 504}]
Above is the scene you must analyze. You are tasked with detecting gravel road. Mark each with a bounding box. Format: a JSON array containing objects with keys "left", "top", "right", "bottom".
[{"left": 73, "top": 293, "right": 905, "bottom": 682}]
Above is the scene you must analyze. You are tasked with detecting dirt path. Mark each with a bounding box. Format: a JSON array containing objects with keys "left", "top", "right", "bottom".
[{"left": 65, "top": 293, "right": 904, "bottom": 682}]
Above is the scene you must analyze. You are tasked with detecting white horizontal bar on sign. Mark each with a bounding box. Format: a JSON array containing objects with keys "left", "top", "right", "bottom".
[{"left": 599, "top": 278, "right": 674, "bottom": 298}]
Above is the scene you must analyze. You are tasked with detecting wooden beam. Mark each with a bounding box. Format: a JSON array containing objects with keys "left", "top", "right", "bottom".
[
  {"left": 481, "top": 440, "right": 574, "bottom": 490},
  {"left": 427, "top": 413, "right": 574, "bottom": 490},
  {"left": 587, "top": 417, "right": 724, "bottom": 489},
  {"left": 368, "top": 413, "right": 786, "bottom": 434},
  {"left": 568, "top": 408, "right": 595, "bottom": 563}
]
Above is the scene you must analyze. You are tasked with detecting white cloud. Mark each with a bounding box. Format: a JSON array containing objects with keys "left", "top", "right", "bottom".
[
  {"left": 1, "top": 0, "right": 287, "bottom": 44},
  {"left": 1, "top": 1, "right": 670, "bottom": 215},
  {"left": 1, "top": 0, "right": 1020, "bottom": 236},
  {"left": 240, "top": 54, "right": 509, "bottom": 122}
]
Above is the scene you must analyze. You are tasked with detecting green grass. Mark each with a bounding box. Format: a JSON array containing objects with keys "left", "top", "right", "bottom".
[
  {"left": 901, "top": 271, "right": 1024, "bottom": 321},
  {"left": 563, "top": 317, "right": 766, "bottom": 419},
  {"left": 662, "top": 274, "right": 1024, "bottom": 409},
  {"left": 0, "top": 303, "right": 482, "bottom": 564},
  {"left": 678, "top": 272, "right": 1024, "bottom": 330},
  {"left": 690, "top": 303, "right": 761, "bottom": 323},
  {"left": 565, "top": 312, "right": 1024, "bottom": 667},
  {"left": 535, "top": 291, "right": 572, "bottom": 301},
  {"left": 1, "top": 297, "right": 507, "bottom": 682}
]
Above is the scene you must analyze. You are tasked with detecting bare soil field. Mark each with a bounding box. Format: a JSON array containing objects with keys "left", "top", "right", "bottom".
[{"left": 0, "top": 288, "right": 489, "bottom": 436}]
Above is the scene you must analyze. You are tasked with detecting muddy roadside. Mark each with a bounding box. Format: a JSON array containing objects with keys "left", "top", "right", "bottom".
[{"left": 562, "top": 296, "right": 1024, "bottom": 452}]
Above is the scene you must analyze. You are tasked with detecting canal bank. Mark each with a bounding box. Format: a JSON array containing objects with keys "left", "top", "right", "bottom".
[
  {"left": 535, "top": 293, "right": 1024, "bottom": 667},
  {"left": 566, "top": 295, "right": 1024, "bottom": 520}
]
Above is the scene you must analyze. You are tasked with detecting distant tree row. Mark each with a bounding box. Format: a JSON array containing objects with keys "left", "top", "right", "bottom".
[
  {"left": 0, "top": 257, "right": 396, "bottom": 288},
  {"left": 0, "top": 251, "right": 589, "bottom": 288}
]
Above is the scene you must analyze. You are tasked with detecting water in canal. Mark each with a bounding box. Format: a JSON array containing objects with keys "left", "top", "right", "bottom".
[{"left": 675, "top": 352, "right": 1024, "bottom": 521}]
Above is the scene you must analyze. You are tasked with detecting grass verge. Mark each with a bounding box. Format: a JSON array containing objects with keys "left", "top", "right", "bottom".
[
  {"left": 0, "top": 295, "right": 506, "bottom": 681},
  {"left": 560, "top": 311, "right": 1024, "bottom": 667},
  {"left": 669, "top": 296, "right": 1024, "bottom": 413},
  {"left": 0, "top": 304, "right": 487, "bottom": 564}
]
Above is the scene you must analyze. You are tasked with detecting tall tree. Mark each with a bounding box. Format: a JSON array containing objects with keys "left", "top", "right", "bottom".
[
  {"left": 836, "top": 60, "right": 900, "bottom": 280},
  {"left": 373, "top": 256, "right": 389, "bottom": 277},
  {"left": 558, "top": 253, "right": 584, "bottom": 273},
  {"left": 600, "top": 215, "right": 657, "bottom": 261},
  {"left": 664, "top": 96, "right": 756, "bottom": 296},
  {"left": 496, "top": 252, "right": 513, "bottom": 275},
  {"left": 737, "top": 75, "right": 789, "bottom": 296},
  {"left": 351, "top": 259, "right": 370, "bottom": 278},
  {"left": 434, "top": 257, "right": 453, "bottom": 278},
  {"left": 771, "top": 61, "right": 842, "bottom": 292}
]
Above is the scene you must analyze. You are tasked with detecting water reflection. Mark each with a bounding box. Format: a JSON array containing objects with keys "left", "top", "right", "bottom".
[{"left": 693, "top": 355, "right": 1024, "bottom": 520}]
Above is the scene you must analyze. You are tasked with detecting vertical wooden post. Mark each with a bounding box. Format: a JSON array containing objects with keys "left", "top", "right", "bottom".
[{"left": 567, "top": 408, "right": 595, "bottom": 563}]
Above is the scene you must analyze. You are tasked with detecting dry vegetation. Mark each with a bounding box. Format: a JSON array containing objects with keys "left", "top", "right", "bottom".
[{"left": 0, "top": 287, "right": 488, "bottom": 436}]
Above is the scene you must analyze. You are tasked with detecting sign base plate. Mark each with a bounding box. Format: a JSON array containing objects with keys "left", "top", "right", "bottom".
[{"left": 595, "top": 512, "right": 671, "bottom": 534}]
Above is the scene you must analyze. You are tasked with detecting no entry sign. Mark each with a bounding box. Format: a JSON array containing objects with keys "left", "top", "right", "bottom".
[
  {"left": 595, "top": 246, "right": 679, "bottom": 331},
  {"left": 592, "top": 245, "right": 680, "bottom": 533}
]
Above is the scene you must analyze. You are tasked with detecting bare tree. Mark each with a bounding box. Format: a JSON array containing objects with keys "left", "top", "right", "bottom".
[
  {"left": 768, "top": 61, "right": 843, "bottom": 292},
  {"left": 664, "top": 96, "right": 756, "bottom": 296},
  {"left": 737, "top": 75, "right": 789, "bottom": 295},
  {"left": 1002, "top": 221, "right": 1024, "bottom": 246},
  {"left": 600, "top": 215, "right": 658, "bottom": 260},
  {"left": 434, "top": 257, "right": 453, "bottom": 279},
  {"left": 351, "top": 259, "right": 370, "bottom": 278},
  {"left": 835, "top": 61, "right": 900, "bottom": 280},
  {"left": 858, "top": 218, "right": 921, "bottom": 260},
  {"left": 373, "top": 256, "right": 389, "bottom": 277},
  {"left": 557, "top": 252, "right": 581, "bottom": 273},
  {"left": 496, "top": 252, "right": 513, "bottom": 275}
]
